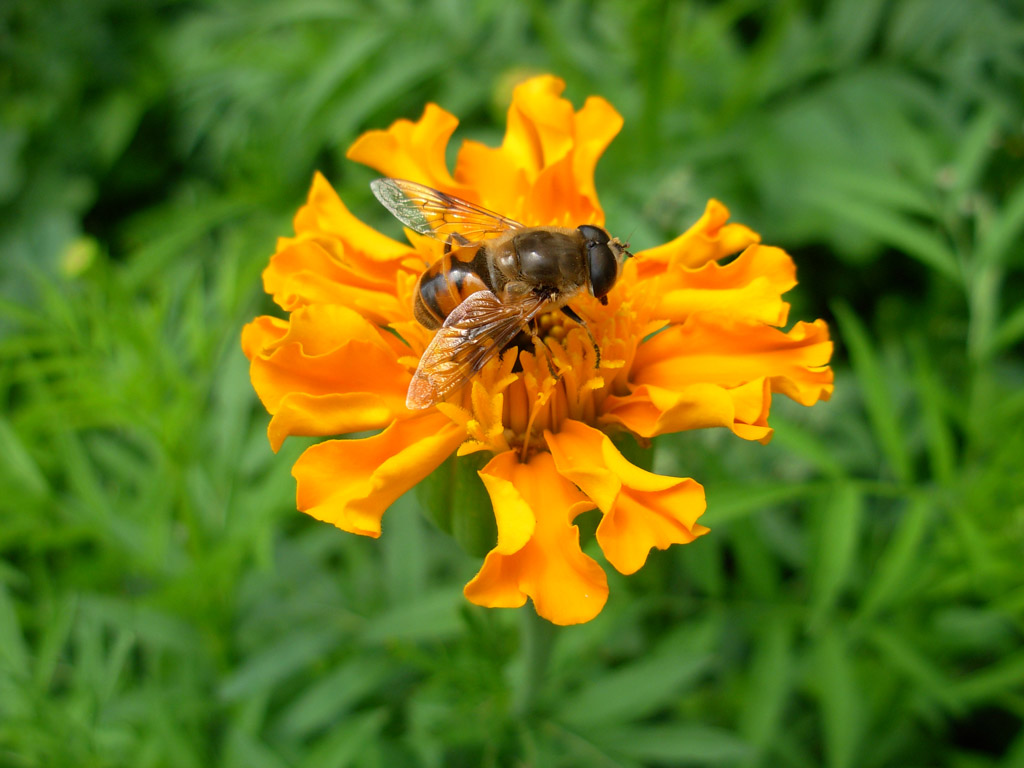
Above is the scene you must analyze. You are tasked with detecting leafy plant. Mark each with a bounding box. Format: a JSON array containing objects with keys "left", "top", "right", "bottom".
[{"left": 1, "top": 0, "right": 1022, "bottom": 765}]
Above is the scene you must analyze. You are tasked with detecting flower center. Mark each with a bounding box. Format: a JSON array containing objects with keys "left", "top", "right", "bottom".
[
  {"left": 445, "top": 302, "right": 633, "bottom": 460},
  {"left": 535, "top": 310, "right": 571, "bottom": 345}
]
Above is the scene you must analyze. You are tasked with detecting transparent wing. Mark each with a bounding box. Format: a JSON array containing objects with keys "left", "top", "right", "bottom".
[
  {"left": 406, "top": 290, "right": 547, "bottom": 409},
  {"left": 371, "top": 178, "right": 523, "bottom": 244}
]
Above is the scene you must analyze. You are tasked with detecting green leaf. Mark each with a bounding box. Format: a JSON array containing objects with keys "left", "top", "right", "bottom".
[
  {"left": 32, "top": 595, "right": 77, "bottom": 692},
  {"left": 291, "top": 25, "right": 391, "bottom": 129},
  {"left": 416, "top": 451, "right": 496, "bottom": 556},
  {"left": 0, "top": 583, "right": 28, "bottom": 676},
  {"left": 598, "top": 724, "right": 752, "bottom": 764},
  {"left": 966, "top": 261, "right": 1002, "bottom": 365},
  {"left": 951, "top": 651, "right": 1024, "bottom": 704},
  {"left": 0, "top": 418, "right": 48, "bottom": 499},
  {"left": 360, "top": 587, "right": 463, "bottom": 644},
  {"left": 770, "top": 415, "right": 845, "bottom": 479},
  {"left": 381, "top": 493, "right": 428, "bottom": 602},
  {"left": 560, "top": 624, "right": 714, "bottom": 727},
  {"left": 298, "top": 709, "right": 388, "bottom": 768},
  {"left": 739, "top": 617, "right": 794, "bottom": 756},
  {"left": 811, "top": 163, "right": 934, "bottom": 218},
  {"left": 950, "top": 105, "right": 1003, "bottom": 199},
  {"left": 812, "top": 193, "right": 960, "bottom": 281},
  {"left": 990, "top": 301, "right": 1024, "bottom": 354},
  {"left": 814, "top": 627, "right": 861, "bottom": 768},
  {"left": 823, "top": 0, "right": 888, "bottom": 65},
  {"left": 219, "top": 627, "right": 342, "bottom": 702},
  {"left": 866, "top": 627, "right": 961, "bottom": 712},
  {"left": 808, "top": 484, "right": 862, "bottom": 629},
  {"left": 275, "top": 657, "right": 392, "bottom": 739},
  {"left": 909, "top": 340, "right": 956, "bottom": 485},
  {"left": 832, "top": 302, "right": 913, "bottom": 483},
  {"left": 224, "top": 729, "right": 290, "bottom": 768},
  {"left": 976, "top": 180, "right": 1024, "bottom": 268},
  {"left": 701, "top": 482, "right": 821, "bottom": 526},
  {"left": 732, "top": 518, "right": 781, "bottom": 599},
  {"left": 856, "top": 497, "right": 932, "bottom": 622}
]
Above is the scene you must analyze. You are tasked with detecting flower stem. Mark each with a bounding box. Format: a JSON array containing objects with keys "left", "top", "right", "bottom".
[{"left": 513, "top": 605, "right": 558, "bottom": 717}]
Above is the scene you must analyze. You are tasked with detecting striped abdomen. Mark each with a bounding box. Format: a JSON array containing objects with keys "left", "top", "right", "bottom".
[{"left": 413, "top": 247, "right": 494, "bottom": 330}]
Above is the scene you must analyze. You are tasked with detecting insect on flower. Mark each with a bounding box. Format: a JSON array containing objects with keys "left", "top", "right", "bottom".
[
  {"left": 370, "top": 178, "right": 631, "bottom": 410},
  {"left": 242, "top": 75, "right": 835, "bottom": 625}
]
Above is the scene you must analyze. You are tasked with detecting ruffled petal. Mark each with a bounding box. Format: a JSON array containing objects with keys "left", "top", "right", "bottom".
[
  {"left": 463, "top": 451, "right": 607, "bottom": 625},
  {"left": 525, "top": 154, "right": 603, "bottom": 227},
  {"left": 246, "top": 305, "right": 411, "bottom": 449},
  {"left": 252, "top": 301, "right": 399, "bottom": 358},
  {"left": 635, "top": 199, "right": 760, "bottom": 277},
  {"left": 602, "top": 379, "right": 774, "bottom": 443},
  {"left": 293, "top": 172, "right": 409, "bottom": 260},
  {"left": 632, "top": 316, "right": 835, "bottom": 407},
  {"left": 501, "top": 75, "right": 576, "bottom": 177},
  {"left": 347, "top": 103, "right": 469, "bottom": 195},
  {"left": 241, "top": 316, "right": 288, "bottom": 361},
  {"left": 454, "top": 75, "right": 621, "bottom": 225},
  {"left": 293, "top": 413, "right": 466, "bottom": 538},
  {"left": 267, "top": 392, "right": 403, "bottom": 453},
  {"left": 452, "top": 138, "right": 529, "bottom": 220},
  {"left": 546, "top": 420, "right": 707, "bottom": 575},
  {"left": 263, "top": 237, "right": 409, "bottom": 321},
  {"left": 572, "top": 96, "right": 624, "bottom": 214},
  {"left": 475, "top": 453, "right": 535, "bottom": 554},
  {"left": 649, "top": 244, "right": 797, "bottom": 326}
]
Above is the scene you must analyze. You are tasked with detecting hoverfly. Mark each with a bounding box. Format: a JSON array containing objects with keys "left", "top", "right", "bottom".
[{"left": 370, "top": 178, "right": 629, "bottom": 410}]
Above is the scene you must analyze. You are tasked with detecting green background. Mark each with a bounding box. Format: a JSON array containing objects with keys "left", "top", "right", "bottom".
[{"left": 2, "top": 0, "right": 1024, "bottom": 765}]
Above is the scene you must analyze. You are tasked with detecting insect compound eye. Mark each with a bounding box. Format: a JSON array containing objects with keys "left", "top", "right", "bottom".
[
  {"left": 577, "top": 224, "right": 610, "bottom": 246},
  {"left": 586, "top": 242, "right": 618, "bottom": 299}
]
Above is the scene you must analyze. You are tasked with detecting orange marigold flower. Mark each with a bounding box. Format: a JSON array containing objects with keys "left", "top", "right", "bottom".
[{"left": 242, "top": 75, "right": 834, "bottom": 625}]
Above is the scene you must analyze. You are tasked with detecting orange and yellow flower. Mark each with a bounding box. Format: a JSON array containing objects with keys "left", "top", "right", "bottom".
[{"left": 242, "top": 75, "right": 833, "bottom": 625}]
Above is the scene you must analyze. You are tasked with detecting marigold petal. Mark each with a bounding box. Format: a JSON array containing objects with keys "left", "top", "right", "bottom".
[
  {"left": 651, "top": 244, "right": 797, "bottom": 326},
  {"left": 294, "top": 172, "right": 409, "bottom": 260},
  {"left": 526, "top": 155, "right": 603, "bottom": 227},
  {"left": 502, "top": 75, "right": 575, "bottom": 177},
  {"left": 267, "top": 392, "right": 401, "bottom": 453},
  {"left": 463, "top": 451, "right": 607, "bottom": 625},
  {"left": 476, "top": 452, "right": 536, "bottom": 555},
  {"left": 258, "top": 303, "right": 395, "bottom": 358},
  {"left": 241, "top": 316, "right": 288, "bottom": 361},
  {"left": 347, "top": 103, "right": 467, "bottom": 193},
  {"left": 263, "top": 239, "right": 407, "bottom": 322},
  {"left": 453, "top": 76, "right": 621, "bottom": 225},
  {"left": 293, "top": 414, "right": 465, "bottom": 538},
  {"left": 602, "top": 379, "right": 774, "bottom": 443},
  {"left": 453, "top": 141, "right": 529, "bottom": 219},
  {"left": 633, "top": 317, "right": 834, "bottom": 407},
  {"left": 249, "top": 337, "right": 401, "bottom": 405},
  {"left": 247, "top": 306, "right": 410, "bottom": 447},
  {"left": 636, "top": 199, "right": 760, "bottom": 277},
  {"left": 572, "top": 96, "right": 624, "bottom": 214},
  {"left": 546, "top": 421, "right": 707, "bottom": 575}
]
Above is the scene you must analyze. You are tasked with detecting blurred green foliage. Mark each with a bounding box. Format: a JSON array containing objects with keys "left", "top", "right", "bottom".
[{"left": 2, "top": 0, "right": 1024, "bottom": 765}]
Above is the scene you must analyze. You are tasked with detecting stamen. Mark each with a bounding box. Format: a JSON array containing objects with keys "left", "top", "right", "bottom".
[{"left": 455, "top": 296, "right": 636, "bottom": 460}]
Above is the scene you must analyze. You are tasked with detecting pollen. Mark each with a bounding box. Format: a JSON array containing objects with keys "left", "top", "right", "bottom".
[
  {"left": 446, "top": 302, "right": 631, "bottom": 461},
  {"left": 536, "top": 311, "right": 568, "bottom": 342}
]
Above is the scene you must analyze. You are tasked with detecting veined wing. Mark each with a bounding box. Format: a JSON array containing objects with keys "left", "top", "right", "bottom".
[
  {"left": 371, "top": 178, "right": 523, "bottom": 244},
  {"left": 406, "top": 290, "right": 547, "bottom": 409}
]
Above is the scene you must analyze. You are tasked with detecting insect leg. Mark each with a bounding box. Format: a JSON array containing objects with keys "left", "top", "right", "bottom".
[
  {"left": 533, "top": 332, "right": 559, "bottom": 380},
  {"left": 560, "top": 305, "right": 601, "bottom": 367}
]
